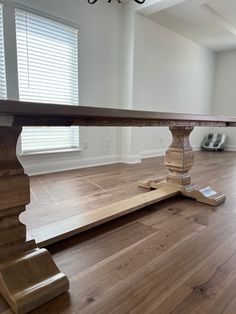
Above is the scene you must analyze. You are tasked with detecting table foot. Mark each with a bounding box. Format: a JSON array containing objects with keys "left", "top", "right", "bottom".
[
  {"left": 180, "top": 184, "right": 226, "bottom": 206},
  {"left": 0, "top": 247, "right": 69, "bottom": 314},
  {"left": 139, "top": 178, "right": 226, "bottom": 206}
]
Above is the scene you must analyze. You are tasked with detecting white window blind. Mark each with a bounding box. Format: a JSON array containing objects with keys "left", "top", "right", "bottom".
[
  {"left": 15, "top": 9, "right": 79, "bottom": 153},
  {"left": 0, "top": 4, "right": 6, "bottom": 99}
]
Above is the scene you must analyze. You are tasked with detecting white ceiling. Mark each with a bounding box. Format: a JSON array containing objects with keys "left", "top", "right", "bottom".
[{"left": 148, "top": 0, "right": 236, "bottom": 52}]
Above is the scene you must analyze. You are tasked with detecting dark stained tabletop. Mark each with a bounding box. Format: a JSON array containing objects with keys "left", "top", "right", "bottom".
[{"left": 0, "top": 100, "right": 235, "bottom": 127}]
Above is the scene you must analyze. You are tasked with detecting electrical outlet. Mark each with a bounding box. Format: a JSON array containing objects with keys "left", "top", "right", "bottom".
[
  {"left": 105, "top": 138, "right": 110, "bottom": 149},
  {"left": 83, "top": 140, "right": 88, "bottom": 150}
]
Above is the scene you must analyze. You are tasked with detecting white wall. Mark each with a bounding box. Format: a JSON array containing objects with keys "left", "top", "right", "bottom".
[
  {"left": 212, "top": 49, "right": 236, "bottom": 150},
  {"left": 122, "top": 13, "right": 215, "bottom": 161},
  {"left": 3, "top": 0, "right": 217, "bottom": 174},
  {"left": 4, "top": 0, "right": 123, "bottom": 174}
]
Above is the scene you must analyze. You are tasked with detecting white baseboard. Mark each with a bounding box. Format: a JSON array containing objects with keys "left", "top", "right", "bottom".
[
  {"left": 192, "top": 145, "right": 201, "bottom": 151},
  {"left": 140, "top": 148, "right": 166, "bottom": 159},
  {"left": 140, "top": 146, "right": 201, "bottom": 159},
  {"left": 21, "top": 154, "right": 121, "bottom": 176},
  {"left": 225, "top": 145, "right": 236, "bottom": 152},
  {"left": 119, "top": 154, "right": 141, "bottom": 164},
  {"left": 21, "top": 146, "right": 203, "bottom": 176}
]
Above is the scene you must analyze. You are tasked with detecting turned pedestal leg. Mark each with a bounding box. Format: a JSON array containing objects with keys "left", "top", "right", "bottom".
[
  {"left": 0, "top": 127, "right": 69, "bottom": 314},
  {"left": 139, "top": 126, "right": 226, "bottom": 206}
]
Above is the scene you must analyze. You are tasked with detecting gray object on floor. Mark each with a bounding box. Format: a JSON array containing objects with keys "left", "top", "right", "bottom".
[{"left": 202, "top": 133, "right": 226, "bottom": 151}]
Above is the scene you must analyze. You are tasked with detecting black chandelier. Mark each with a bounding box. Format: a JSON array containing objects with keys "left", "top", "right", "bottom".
[{"left": 88, "top": 0, "right": 145, "bottom": 4}]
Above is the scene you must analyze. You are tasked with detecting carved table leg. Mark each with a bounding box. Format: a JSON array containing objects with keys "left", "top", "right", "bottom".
[
  {"left": 0, "top": 127, "right": 69, "bottom": 314},
  {"left": 139, "top": 126, "right": 226, "bottom": 206}
]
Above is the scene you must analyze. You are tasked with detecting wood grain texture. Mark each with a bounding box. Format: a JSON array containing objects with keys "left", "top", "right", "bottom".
[
  {"left": 22, "top": 151, "right": 233, "bottom": 247},
  {"left": 15, "top": 126, "right": 224, "bottom": 249},
  {"left": 1, "top": 151, "right": 235, "bottom": 314},
  {"left": 0, "top": 100, "right": 234, "bottom": 313},
  {"left": 1, "top": 99, "right": 236, "bottom": 127},
  {"left": 165, "top": 126, "right": 194, "bottom": 185},
  {"left": 29, "top": 186, "right": 180, "bottom": 247},
  {"left": 139, "top": 127, "right": 225, "bottom": 206},
  {"left": 0, "top": 127, "right": 69, "bottom": 314}
]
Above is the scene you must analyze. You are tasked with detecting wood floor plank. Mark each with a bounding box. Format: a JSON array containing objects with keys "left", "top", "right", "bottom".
[
  {"left": 49, "top": 220, "right": 156, "bottom": 276},
  {"left": 207, "top": 277, "right": 236, "bottom": 314},
  {"left": 30, "top": 187, "right": 180, "bottom": 246},
  {"left": 142, "top": 232, "right": 236, "bottom": 314},
  {"left": 29, "top": 211, "right": 205, "bottom": 314},
  {"left": 73, "top": 217, "right": 236, "bottom": 314},
  {"left": 2, "top": 151, "right": 236, "bottom": 313}
]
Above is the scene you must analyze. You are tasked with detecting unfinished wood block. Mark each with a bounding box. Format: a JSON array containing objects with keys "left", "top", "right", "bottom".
[
  {"left": 138, "top": 177, "right": 165, "bottom": 189},
  {"left": 0, "top": 248, "right": 69, "bottom": 314},
  {"left": 0, "top": 175, "right": 30, "bottom": 210},
  {"left": 0, "top": 127, "right": 69, "bottom": 314}
]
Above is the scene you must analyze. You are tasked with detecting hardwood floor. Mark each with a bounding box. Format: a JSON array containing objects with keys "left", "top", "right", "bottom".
[
  {"left": 22, "top": 154, "right": 169, "bottom": 245},
  {"left": 2, "top": 151, "right": 236, "bottom": 313}
]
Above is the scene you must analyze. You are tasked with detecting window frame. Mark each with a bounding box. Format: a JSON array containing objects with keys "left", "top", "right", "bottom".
[
  {"left": 14, "top": 3, "right": 81, "bottom": 156},
  {"left": 0, "top": 2, "right": 7, "bottom": 99}
]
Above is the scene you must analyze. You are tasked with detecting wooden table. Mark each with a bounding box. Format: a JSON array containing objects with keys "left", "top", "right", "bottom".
[{"left": 0, "top": 99, "right": 236, "bottom": 314}]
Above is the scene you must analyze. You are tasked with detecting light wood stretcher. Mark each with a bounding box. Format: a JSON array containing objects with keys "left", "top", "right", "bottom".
[{"left": 0, "top": 100, "right": 235, "bottom": 313}]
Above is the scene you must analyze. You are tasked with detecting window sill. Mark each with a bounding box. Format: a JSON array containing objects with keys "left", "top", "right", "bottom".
[{"left": 19, "top": 147, "right": 82, "bottom": 157}]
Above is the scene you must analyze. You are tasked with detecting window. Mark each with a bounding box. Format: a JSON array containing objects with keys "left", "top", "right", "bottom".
[
  {"left": 0, "top": 4, "right": 6, "bottom": 99},
  {"left": 15, "top": 9, "right": 79, "bottom": 153}
]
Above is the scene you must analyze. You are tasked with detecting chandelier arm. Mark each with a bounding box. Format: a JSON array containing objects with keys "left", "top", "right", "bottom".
[
  {"left": 88, "top": 0, "right": 145, "bottom": 4},
  {"left": 88, "top": 0, "right": 99, "bottom": 4}
]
